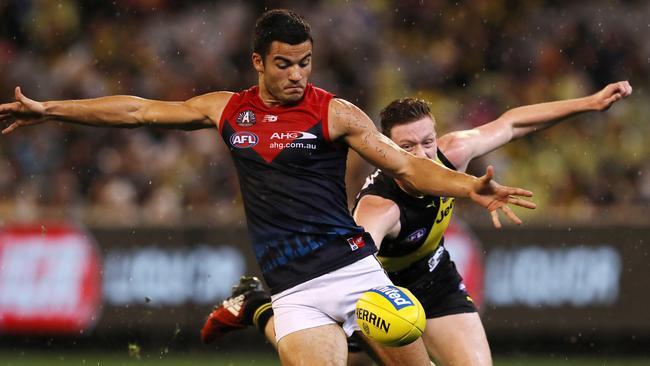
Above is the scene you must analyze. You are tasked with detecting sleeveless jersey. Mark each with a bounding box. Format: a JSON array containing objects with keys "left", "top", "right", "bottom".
[
  {"left": 353, "top": 150, "right": 456, "bottom": 272},
  {"left": 219, "top": 84, "right": 376, "bottom": 294}
]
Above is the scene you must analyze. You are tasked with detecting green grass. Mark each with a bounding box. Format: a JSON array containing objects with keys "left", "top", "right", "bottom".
[
  {"left": 0, "top": 352, "right": 279, "bottom": 366},
  {"left": 494, "top": 357, "right": 650, "bottom": 366},
  {"left": 1, "top": 352, "right": 649, "bottom": 366}
]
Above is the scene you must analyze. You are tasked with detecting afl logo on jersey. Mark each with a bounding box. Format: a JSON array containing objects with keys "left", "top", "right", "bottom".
[
  {"left": 236, "top": 110, "right": 256, "bottom": 127},
  {"left": 230, "top": 132, "right": 259, "bottom": 148},
  {"left": 405, "top": 228, "right": 427, "bottom": 243}
]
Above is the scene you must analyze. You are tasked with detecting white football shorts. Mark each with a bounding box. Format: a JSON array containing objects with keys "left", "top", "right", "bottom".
[{"left": 271, "top": 255, "right": 393, "bottom": 342}]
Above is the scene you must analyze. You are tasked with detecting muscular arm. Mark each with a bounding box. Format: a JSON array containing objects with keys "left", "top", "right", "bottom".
[
  {"left": 353, "top": 195, "right": 401, "bottom": 250},
  {"left": 1, "top": 87, "right": 233, "bottom": 133},
  {"left": 330, "top": 98, "right": 535, "bottom": 227},
  {"left": 439, "top": 80, "right": 633, "bottom": 171},
  {"left": 329, "top": 98, "right": 477, "bottom": 198}
]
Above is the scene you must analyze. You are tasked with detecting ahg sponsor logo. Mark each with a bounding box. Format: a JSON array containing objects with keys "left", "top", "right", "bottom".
[
  {"left": 230, "top": 132, "right": 259, "bottom": 148},
  {"left": 270, "top": 131, "right": 317, "bottom": 140}
]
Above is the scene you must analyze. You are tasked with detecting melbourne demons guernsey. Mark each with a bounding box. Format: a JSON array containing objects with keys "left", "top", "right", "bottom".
[
  {"left": 353, "top": 150, "right": 456, "bottom": 273},
  {"left": 219, "top": 84, "right": 376, "bottom": 294}
]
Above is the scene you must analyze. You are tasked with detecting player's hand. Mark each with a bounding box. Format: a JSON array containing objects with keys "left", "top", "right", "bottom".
[
  {"left": 1, "top": 87, "right": 48, "bottom": 135},
  {"left": 468, "top": 166, "right": 536, "bottom": 228},
  {"left": 591, "top": 80, "right": 633, "bottom": 111}
]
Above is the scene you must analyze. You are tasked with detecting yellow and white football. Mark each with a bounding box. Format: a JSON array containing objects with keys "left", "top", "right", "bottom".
[{"left": 356, "top": 285, "right": 426, "bottom": 347}]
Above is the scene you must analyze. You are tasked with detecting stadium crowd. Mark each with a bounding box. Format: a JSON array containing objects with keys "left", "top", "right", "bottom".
[{"left": 0, "top": 0, "right": 648, "bottom": 226}]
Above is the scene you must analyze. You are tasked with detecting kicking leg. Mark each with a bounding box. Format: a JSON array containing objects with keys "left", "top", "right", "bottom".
[
  {"left": 422, "top": 313, "right": 491, "bottom": 366},
  {"left": 358, "top": 331, "right": 431, "bottom": 366},
  {"left": 277, "top": 324, "right": 348, "bottom": 366}
]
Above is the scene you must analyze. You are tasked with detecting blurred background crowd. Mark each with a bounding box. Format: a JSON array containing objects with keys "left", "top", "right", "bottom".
[{"left": 0, "top": 0, "right": 648, "bottom": 227}]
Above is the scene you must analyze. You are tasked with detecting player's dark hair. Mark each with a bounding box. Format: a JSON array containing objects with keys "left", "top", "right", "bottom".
[
  {"left": 380, "top": 98, "right": 432, "bottom": 137},
  {"left": 253, "top": 9, "right": 313, "bottom": 57}
]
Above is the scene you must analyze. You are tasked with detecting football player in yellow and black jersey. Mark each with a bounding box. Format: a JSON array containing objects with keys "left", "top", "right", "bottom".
[
  {"left": 349, "top": 82, "right": 631, "bottom": 366},
  {"left": 201, "top": 81, "right": 632, "bottom": 366}
]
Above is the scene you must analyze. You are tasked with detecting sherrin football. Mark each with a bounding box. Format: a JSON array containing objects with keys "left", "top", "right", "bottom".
[{"left": 355, "top": 285, "right": 426, "bottom": 346}]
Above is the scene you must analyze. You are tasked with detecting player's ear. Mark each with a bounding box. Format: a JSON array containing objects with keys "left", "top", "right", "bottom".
[{"left": 252, "top": 53, "right": 264, "bottom": 74}]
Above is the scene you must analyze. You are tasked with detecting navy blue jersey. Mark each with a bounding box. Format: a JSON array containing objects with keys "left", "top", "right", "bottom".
[
  {"left": 219, "top": 84, "right": 376, "bottom": 294},
  {"left": 353, "top": 150, "right": 456, "bottom": 272}
]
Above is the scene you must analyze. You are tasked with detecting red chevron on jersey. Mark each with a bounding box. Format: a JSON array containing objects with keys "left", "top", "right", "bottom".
[{"left": 220, "top": 84, "right": 332, "bottom": 164}]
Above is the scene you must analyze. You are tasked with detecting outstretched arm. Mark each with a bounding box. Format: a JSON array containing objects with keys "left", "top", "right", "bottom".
[
  {"left": 439, "top": 81, "right": 633, "bottom": 171},
  {"left": 329, "top": 98, "right": 535, "bottom": 227},
  {"left": 0, "top": 87, "right": 233, "bottom": 134}
]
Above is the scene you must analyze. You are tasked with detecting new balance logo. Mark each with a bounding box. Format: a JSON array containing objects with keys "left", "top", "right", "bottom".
[{"left": 263, "top": 114, "right": 278, "bottom": 123}]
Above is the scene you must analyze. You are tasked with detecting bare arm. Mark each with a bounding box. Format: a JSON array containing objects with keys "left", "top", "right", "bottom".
[
  {"left": 439, "top": 81, "right": 633, "bottom": 171},
  {"left": 353, "top": 195, "right": 401, "bottom": 250},
  {"left": 0, "top": 87, "right": 233, "bottom": 134},
  {"left": 329, "top": 98, "right": 478, "bottom": 197},
  {"left": 329, "top": 98, "right": 536, "bottom": 227}
]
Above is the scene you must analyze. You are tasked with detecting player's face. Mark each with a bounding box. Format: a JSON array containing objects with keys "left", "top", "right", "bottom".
[
  {"left": 390, "top": 116, "right": 437, "bottom": 159},
  {"left": 253, "top": 40, "right": 312, "bottom": 105}
]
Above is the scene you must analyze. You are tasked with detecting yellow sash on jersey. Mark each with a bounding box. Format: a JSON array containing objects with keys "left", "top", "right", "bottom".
[{"left": 377, "top": 158, "right": 455, "bottom": 272}]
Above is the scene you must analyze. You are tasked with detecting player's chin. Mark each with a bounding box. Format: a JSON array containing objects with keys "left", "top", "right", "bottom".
[{"left": 281, "top": 91, "right": 304, "bottom": 104}]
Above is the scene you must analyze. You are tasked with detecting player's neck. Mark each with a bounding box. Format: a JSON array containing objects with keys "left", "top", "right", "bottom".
[{"left": 257, "top": 79, "right": 283, "bottom": 108}]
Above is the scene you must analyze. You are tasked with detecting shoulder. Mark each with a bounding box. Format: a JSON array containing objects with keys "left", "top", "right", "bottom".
[
  {"left": 354, "top": 194, "right": 400, "bottom": 220},
  {"left": 437, "top": 129, "right": 478, "bottom": 172},
  {"left": 437, "top": 129, "right": 474, "bottom": 150},
  {"left": 186, "top": 91, "right": 235, "bottom": 109},
  {"left": 328, "top": 97, "right": 356, "bottom": 113},
  {"left": 327, "top": 98, "right": 374, "bottom": 140},
  {"left": 185, "top": 91, "right": 235, "bottom": 125}
]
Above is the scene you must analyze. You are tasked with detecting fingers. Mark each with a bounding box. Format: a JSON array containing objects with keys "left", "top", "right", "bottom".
[
  {"left": 15, "top": 86, "right": 31, "bottom": 106},
  {"left": 2, "top": 121, "right": 20, "bottom": 135},
  {"left": 478, "top": 165, "right": 494, "bottom": 186},
  {"left": 507, "top": 196, "right": 537, "bottom": 209},
  {"left": 489, "top": 204, "right": 523, "bottom": 229},
  {"left": 501, "top": 205, "right": 523, "bottom": 225},
  {"left": 604, "top": 93, "right": 622, "bottom": 106},
  {"left": 0, "top": 101, "right": 21, "bottom": 114},
  {"left": 484, "top": 165, "right": 494, "bottom": 179},
  {"left": 616, "top": 81, "right": 633, "bottom": 97},
  {"left": 490, "top": 210, "right": 502, "bottom": 229},
  {"left": 14, "top": 87, "right": 41, "bottom": 113},
  {"left": 604, "top": 81, "right": 632, "bottom": 100},
  {"left": 503, "top": 186, "right": 534, "bottom": 197}
]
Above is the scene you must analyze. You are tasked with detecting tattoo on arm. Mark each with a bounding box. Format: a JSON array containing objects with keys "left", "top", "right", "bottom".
[
  {"left": 371, "top": 130, "right": 388, "bottom": 158},
  {"left": 375, "top": 145, "right": 387, "bottom": 158}
]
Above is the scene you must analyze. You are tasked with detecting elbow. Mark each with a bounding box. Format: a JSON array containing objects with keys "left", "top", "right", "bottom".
[{"left": 129, "top": 106, "right": 152, "bottom": 127}]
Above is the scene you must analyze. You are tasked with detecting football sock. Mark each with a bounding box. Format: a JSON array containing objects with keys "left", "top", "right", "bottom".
[{"left": 252, "top": 301, "right": 273, "bottom": 334}]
